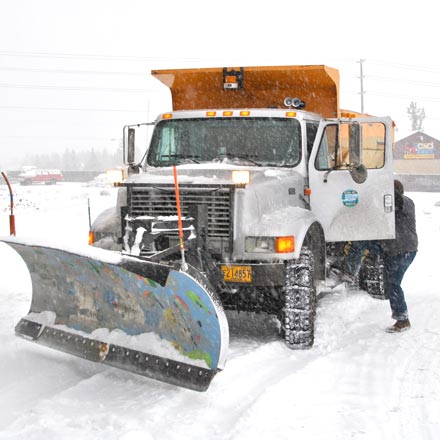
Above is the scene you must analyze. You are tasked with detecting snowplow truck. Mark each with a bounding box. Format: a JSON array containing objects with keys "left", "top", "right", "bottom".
[
  {"left": 93, "top": 65, "right": 395, "bottom": 345},
  {"left": 2, "top": 65, "right": 395, "bottom": 392}
]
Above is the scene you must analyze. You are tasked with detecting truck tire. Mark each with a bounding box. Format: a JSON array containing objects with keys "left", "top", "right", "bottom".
[
  {"left": 281, "top": 247, "right": 316, "bottom": 349},
  {"left": 358, "top": 252, "right": 388, "bottom": 300}
]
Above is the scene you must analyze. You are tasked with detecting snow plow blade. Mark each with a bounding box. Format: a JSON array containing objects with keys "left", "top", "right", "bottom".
[{"left": 2, "top": 238, "right": 229, "bottom": 392}]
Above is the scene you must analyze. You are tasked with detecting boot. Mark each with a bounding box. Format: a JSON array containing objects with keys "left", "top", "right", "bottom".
[{"left": 386, "top": 319, "right": 411, "bottom": 333}]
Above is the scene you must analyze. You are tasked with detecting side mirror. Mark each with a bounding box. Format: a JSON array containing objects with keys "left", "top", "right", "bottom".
[
  {"left": 350, "top": 163, "right": 368, "bottom": 184},
  {"left": 127, "top": 128, "right": 135, "bottom": 164}
]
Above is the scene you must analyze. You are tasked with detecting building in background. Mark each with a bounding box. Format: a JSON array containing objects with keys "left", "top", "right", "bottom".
[{"left": 393, "top": 131, "right": 440, "bottom": 191}]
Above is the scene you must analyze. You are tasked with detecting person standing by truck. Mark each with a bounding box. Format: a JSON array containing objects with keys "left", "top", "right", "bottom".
[
  {"left": 330, "top": 180, "right": 418, "bottom": 332},
  {"left": 381, "top": 179, "right": 418, "bottom": 333}
]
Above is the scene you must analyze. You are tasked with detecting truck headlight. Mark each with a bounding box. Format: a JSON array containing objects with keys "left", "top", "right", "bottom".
[
  {"left": 245, "top": 236, "right": 295, "bottom": 253},
  {"left": 245, "top": 237, "right": 275, "bottom": 253},
  {"left": 232, "top": 170, "right": 250, "bottom": 186}
]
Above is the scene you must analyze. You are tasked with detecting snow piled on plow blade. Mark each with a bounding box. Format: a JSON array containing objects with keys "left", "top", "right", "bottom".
[{"left": 1, "top": 238, "right": 229, "bottom": 392}]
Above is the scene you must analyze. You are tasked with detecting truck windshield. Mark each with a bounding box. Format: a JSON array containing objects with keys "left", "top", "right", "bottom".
[{"left": 146, "top": 117, "right": 301, "bottom": 167}]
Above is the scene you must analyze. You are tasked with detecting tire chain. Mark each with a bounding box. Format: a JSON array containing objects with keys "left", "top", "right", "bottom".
[
  {"left": 282, "top": 247, "right": 316, "bottom": 349},
  {"left": 359, "top": 254, "right": 388, "bottom": 300}
]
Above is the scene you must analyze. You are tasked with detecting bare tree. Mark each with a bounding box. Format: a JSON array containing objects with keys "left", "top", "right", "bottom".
[{"left": 407, "top": 101, "right": 425, "bottom": 132}]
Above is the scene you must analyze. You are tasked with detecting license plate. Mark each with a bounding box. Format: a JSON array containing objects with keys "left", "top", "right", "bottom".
[{"left": 221, "top": 265, "right": 252, "bottom": 283}]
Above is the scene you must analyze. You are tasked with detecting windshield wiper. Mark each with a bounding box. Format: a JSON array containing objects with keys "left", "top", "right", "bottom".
[
  {"left": 165, "top": 154, "right": 201, "bottom": 164},
  {"left": 177, "top": 157, "right": 200, "bottom": 164},
  {"left": 220, "top": 153, "right": 262, "bottom": 166}
]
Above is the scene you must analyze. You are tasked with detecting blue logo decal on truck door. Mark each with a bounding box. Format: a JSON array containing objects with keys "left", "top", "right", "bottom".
[{"left": 342, "top": 189, "right": 359, "bottom": 207}]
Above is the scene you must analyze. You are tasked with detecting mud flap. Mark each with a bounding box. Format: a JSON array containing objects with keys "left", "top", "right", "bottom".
[{"left": 2, "top": 238, "right": 229, "bottom": 392}]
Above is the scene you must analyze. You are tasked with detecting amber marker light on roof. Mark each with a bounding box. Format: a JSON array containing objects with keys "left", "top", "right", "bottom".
[
  {"left": 285, "top": 111, "right": 297, "bottom": 117},
  {"left": 341, "top": 111, "right": 357, "bottom": 118},
  {"left": 162, "top": 113, "right": 173, "bottom": 119},
  {"left": 223, "top": 111, "right": 233, "bottom": 116},
  {"left": 275, "top": 236, "right": 295, "bottom": 253},
  {"left": 240, "top": 111, "right": 251, "bottom": 116},
  {"left": 206, "top": 111, "right": 217, "bottom": 117}
]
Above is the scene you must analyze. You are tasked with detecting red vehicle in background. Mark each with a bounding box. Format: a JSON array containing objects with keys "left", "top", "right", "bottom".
[{"left": 18, "top": 169, "right": 64, "bottom": 185}]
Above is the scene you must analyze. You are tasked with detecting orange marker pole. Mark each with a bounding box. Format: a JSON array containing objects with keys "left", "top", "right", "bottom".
[
  {"left": 173, "top": 166, "right": 187, "bottom": 271},
  {"left": 1, "top": 171, "right": 16, "bottom": 236}
]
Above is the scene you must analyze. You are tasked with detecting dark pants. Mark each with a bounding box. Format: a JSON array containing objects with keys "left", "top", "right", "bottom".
[
  {"left": 383, "top": 251, "right": 416, "bottom": 321},
  {"left": 343, "top": 242, "right": 416, "bottom": 321}
]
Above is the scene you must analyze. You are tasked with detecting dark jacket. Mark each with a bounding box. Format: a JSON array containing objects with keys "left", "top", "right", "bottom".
[{"left": 381, "top": 192, "right": 418, "bottom": 256}]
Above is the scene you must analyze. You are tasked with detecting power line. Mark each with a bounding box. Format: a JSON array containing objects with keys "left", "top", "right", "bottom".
[
  {"left": 367, "top": 59, "right": 440, "bottom": 74},
  {"left": 367, "top": 74, "right": 440, "bottom": 88},
  {"left": 0, "top": 66, "right": 147, "bottom": 76},
  {"left": 0, "top": 105, "right": 146, "bottom": 112},
  {"left": 0, "top": 83, "right": 158, "bottom": 93},
  {"left": 0, "top": 50, "right": 206, "bottom": 63},
  {"left": 368, "top": 91, "right": 440, "bottom": 103}
]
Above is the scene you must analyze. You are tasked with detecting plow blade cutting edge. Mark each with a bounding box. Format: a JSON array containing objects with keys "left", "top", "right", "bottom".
[{"left": 2, "top": 238, "right": 229, "bottom": 392}]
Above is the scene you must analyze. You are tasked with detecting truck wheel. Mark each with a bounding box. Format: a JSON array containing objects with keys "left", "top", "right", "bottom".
[
  {"left": 358, "top": 252, "right": 388, "bottom": 300},
  {"left": 281, "top": 247, "right": 316, "bottom": 349}
]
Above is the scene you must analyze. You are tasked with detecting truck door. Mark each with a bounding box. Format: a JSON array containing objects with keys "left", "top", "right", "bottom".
[{"left": 308, "top": 117, "right": 395, "bottom": 242}]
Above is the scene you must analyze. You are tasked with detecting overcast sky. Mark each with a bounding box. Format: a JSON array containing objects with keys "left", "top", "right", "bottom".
[{"left": 1, "top": 0, "right": 440, "bottom": 168}]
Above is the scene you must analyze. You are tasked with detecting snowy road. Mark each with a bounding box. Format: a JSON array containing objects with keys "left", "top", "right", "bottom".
[{"left": 0, "top": 183, "right": 439, "bottom": 439}]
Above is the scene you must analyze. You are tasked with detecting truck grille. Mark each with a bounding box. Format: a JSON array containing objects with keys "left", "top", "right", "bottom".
[{"left": 128, "top": 185, "right": 233, "bottom": 239}]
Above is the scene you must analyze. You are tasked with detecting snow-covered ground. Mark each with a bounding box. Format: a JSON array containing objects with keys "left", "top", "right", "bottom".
[{"left": 0, "top": 183, "right": 439, "bottom": 440}]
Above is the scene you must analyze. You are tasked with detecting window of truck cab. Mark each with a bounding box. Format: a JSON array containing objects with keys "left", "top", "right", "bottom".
[
  {"left": 146, "top": 117, "right": 302, "bottom": 167},
  {"left": 315, "top": 121, "right": 386, "bottom": 171}
]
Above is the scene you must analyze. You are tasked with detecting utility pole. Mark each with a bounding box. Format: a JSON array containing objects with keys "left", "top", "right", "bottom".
[{"left": 358, "top": 59, "right": 365, "bottom": 113}]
